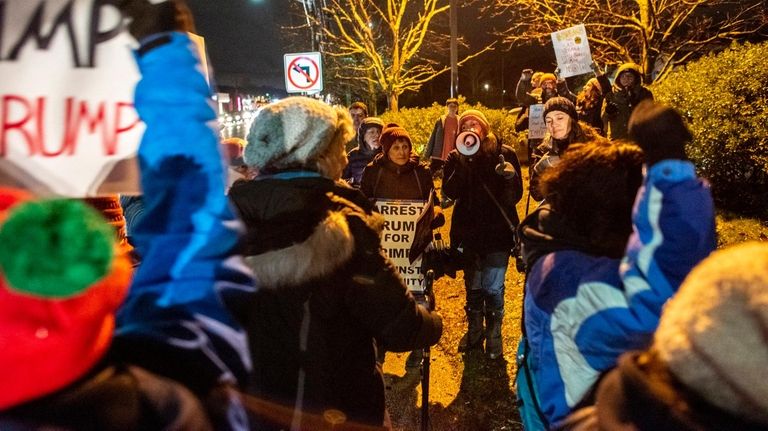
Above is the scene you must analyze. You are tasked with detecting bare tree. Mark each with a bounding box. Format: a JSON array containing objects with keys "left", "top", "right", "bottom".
[
  {"left": 488, "top": 0, "right": 766, "bottom": 82},
  {"left": 319, "top": 0, "right": 492, "bottom": 112}
]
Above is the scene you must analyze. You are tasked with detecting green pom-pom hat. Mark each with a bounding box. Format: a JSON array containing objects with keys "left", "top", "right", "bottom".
[{"left": 0, "top": 188, "right": 133, "bottom": 409}]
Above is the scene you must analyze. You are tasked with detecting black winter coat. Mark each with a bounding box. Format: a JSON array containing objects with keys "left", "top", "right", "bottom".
[
  {"left": 228, "top": 175, "right": 442, "bottom": 430},
  {"left": 360, "top": 154, "right": 435, "bottom": 202},
  {"left": 443, "top": 138, "right": 523, "bottom": 254},
  {"left": 343, "top": 145, "right": 381, "bottom": 188},
  {"left": 0, "top": 364, "right": 211, "bottom": 431}
]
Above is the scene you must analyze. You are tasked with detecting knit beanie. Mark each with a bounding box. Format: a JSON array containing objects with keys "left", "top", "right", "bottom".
[
  {"left": 221, "top": 137, "right": 246, "bottom": 167},
  {"left": 83, "top": 196, "right": 128, "bottom": 246},
  {"left": 357, "top": 117, "right": 385, "bottom": 148},
  {"left": 0, "top": 188, "right": 133, "bottom": 409},
  {"left": 538, "top": 73, "right": 557, "bottom": 85},
  {"left": 653, "top": 242, "right": 768, "bottom": 426},
  {"left": 244, "top": 97, "right": 353, "bottom": 172},
  {"left": 543, "top": 96, "right": 578, "bottom": 122},
  {"left": 458, "top": 109, "right": 490, "bottom": 137},
  {"left": 379, "top": 123, "right": 412, "bottom": 155}
]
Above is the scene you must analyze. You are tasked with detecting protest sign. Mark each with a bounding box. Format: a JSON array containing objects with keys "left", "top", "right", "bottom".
[
  {"left": 551, "top": 24, "right": 593, "bottom": 78},
  {"left": 528, "top": 104, "right": 546, "bottom": 140},
  {"left": 1, "top": 1, "right": 145, "bottom": 196},
  {"left": 375, "top": 199, "right": 432, "bottom": 294}
]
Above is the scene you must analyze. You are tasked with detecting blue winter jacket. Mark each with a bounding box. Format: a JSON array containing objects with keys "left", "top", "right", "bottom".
[
  {"left": 517, "top": 160, "right": 716, "bottom": 427},
  {"left": 112, "top": 32, "right": 255, "bottom": 418}
]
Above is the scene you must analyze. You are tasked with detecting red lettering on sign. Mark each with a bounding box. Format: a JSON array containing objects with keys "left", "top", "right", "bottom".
[
  {"left": 1, "top": 95, "right": 140, "bottom": 158},
  {"left": 1, "top": 95, "right": 39, "bottom": 156}
]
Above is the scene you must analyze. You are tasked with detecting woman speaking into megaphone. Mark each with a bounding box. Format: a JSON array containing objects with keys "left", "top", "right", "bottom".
[{"left": 442, "top": 109, "right": 523, "bottom": 360}]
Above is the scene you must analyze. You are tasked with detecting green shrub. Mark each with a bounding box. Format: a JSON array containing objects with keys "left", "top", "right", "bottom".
[
  {"left": 652, "top": 42, "right": 768, "bottom": 219},
  {"left": 380, "top": 97, "right": 524, "bottom": 161}
]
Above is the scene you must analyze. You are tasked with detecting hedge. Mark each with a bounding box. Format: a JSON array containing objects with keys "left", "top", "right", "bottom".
[{"left": 652, "top": 42, "right": 768, "bottom": 219}]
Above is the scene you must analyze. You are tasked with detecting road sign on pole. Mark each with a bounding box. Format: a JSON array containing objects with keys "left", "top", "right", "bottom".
[{"left": 284, "top": 52, "right": 323, "bottom": 93}]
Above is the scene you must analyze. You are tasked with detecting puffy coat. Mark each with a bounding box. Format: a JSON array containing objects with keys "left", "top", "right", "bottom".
[
  {"left": 516, "top": 160, "right": 716, "bottom": 427},
  {"left": 229, "top": 175, "right": 442, "bottom": 429},
  {"left": 443, "top": 136, "right": 523, "bottom": 254},
  {"left": 360, "top": 153, "right": 435, "bottom": 202},
  {"left": 342, "top": 144, "right": 381, "bottom": 188},
  {"left": 601, "top": 63, "right": 654, "bottom": 140}
]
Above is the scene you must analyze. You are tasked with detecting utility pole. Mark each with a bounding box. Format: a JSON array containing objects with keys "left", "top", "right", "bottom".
[{"left": 449, "top": 0, "right": 458, "bottom": 97}]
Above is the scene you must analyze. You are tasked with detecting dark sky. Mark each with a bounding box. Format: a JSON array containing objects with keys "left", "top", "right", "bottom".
[{"left": 186, "top": 0, "right": 290, "bottom": 78}]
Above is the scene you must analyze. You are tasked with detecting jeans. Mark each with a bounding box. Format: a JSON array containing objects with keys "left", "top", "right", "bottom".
[{"left": 463, "top": 250, "right": 510, "bottom": 311}]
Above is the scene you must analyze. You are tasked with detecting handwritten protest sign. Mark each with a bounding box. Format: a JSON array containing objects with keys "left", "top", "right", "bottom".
[
  {"left": 374, "top": 199, "right": 433, "bottom": 294},
  {"left": 551, "top": 24, "right": 593, "bottom": 78},
  {"left": 528, "top": 104, "right": 546, "bottom": 140},
  {"left": 0, "top": 1, "right": 142, "bottom": 196}
]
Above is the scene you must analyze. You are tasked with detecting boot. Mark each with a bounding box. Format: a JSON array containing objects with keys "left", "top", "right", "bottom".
[
  {"left": 458, "top": 307, "right": 485, "bottom": 353},
  {"left": 485, "top": 309, "right": 504, "bottom": 359}
]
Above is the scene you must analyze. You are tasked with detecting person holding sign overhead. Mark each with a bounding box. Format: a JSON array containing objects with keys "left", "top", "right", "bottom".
[{"left": 443, "top": 109, "right": 523, "bottom": 360}]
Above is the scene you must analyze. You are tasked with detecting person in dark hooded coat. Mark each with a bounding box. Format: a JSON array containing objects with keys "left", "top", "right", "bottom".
[
  {"left": 342, "top": 117, "right": 384, "bottom": 188},
  {"left": 601, "top": 62, "right": 654, "bottom": 140}
]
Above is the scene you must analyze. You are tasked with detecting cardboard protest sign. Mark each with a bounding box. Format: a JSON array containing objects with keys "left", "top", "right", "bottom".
[
  {"left": 0, "top": 1, "right": 140, "bottom": 196},
  {"left": 375, "top": 199, "right": 433, "bottom": 294},
  {"left": 528, "top": 104, "right": 546, "bottom": 140},
  {"left": 551, "top": 24, "right": 593, "bottom": 78}
]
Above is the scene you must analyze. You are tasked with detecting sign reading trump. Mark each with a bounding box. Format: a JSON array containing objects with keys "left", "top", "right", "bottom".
[{"left": 0, "top": 0, "right": 144, "bottom": 196}]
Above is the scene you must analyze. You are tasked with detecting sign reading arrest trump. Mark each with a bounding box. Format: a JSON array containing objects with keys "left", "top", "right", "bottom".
[
  {"left": 0, "top": 0, "right": 144, "bottom": 196},
  {"left": 375, "top": 199, "right": 428, "bottom": 294}
]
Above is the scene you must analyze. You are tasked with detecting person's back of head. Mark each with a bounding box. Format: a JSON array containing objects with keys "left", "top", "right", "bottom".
[
  {"left": 629, "top": 100, "right": 690, "bottom": 165},
  {"left": 245, "top": 97, "right": 354, "bottom": 180},
  {"left": 540, "top": 140, "right": 644, "bottom": 257}
]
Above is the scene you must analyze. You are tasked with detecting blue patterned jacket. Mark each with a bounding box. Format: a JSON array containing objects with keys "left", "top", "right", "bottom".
[{"left": 517, "top": 160, "right": 716, "bottom": 427}]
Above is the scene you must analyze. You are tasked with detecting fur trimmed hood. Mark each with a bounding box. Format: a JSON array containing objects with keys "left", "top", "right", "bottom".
[{"left": 229, "top": 176, "right": 383, "bottom": 288}]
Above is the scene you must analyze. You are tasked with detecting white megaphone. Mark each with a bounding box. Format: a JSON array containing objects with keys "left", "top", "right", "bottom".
[{"left": 456, "top": 131, "right": 481, "bottom": 156}]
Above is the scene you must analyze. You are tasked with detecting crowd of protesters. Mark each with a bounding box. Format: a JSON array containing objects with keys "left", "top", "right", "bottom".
[{"left": 1, "top": 1, "right": 766, "bottom": 431}]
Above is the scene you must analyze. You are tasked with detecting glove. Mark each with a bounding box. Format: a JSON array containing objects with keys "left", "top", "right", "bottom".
[
  {"left": 430, "top": 207, "right": 445, "bottom": 229},
  {"left": 118, "top": 0, "right": 195, "bottom": 42},
  {"left": 521, "top": 69, "right": 533, "bottom": 80},
  {"left": 495, "top": 155, "right": 517, "bottom": 179},
  {"left": 554, "top": 67, "right": 561, "bottom": 80},
  {"left": 605, "top": 101, "right": 619, "bottom": 117}
]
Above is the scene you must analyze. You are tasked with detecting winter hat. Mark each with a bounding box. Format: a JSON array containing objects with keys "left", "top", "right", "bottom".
[
  {"left": 379, "top": 123, "right": 412, "bottom": 155},
  {"left": 585, "top": 77, "right": 603, "bottom": 94},
  {"left": 538, "top": 73, "right": 557, "bottom": 86},
  {"left": 83, "top": 196, "right": 128, "bottom": 246},
  {"left": 543, "top": 96, "right": 578, "bottom": 122},
  {"left": 357, "top": 117, "right": 385, "bottom": 148},
  {"left": 0, "top": 188, "right": 133, "bottom": 409},
  {"left": 245, "top": 97, "right": 353, "bottom": 173},
  {"left": 221, "top": 137, "right": 246, "bottom": 166},
  {"left": 616, "top": 63, "right": 643, "bottom": 86},
  {"left": 458, "top": 109, "right": 490, "bottom": 137},
  {"left": 654, "top": 242, "right": 768, "bottom": 426}
]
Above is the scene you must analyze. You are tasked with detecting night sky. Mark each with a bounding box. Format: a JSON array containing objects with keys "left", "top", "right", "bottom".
[{"left": 186, "top": 0, "right": 290, "bottom": 82}]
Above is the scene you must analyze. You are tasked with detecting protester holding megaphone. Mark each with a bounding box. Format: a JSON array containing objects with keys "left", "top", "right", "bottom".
[{"left": 443, "top": 109, "right": 523, "bottom": 359}]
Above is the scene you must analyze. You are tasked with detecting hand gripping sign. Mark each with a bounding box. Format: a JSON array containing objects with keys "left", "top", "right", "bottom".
[{"left": 374, "top": 198, "right": 434, "bottom": 294}]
